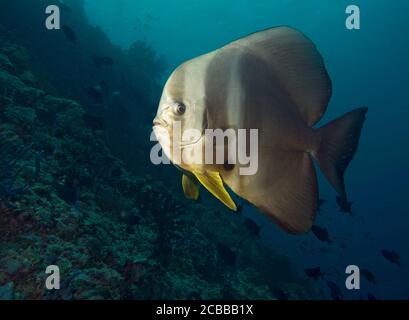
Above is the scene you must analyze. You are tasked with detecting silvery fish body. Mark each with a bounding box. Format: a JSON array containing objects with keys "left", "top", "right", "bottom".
[{"left": 153, "top": 27, "right": 367, "bottom": 234}]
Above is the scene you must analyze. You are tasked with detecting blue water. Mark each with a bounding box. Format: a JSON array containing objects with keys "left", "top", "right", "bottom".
[{"left": 84, "top": 0, "right": 409, "bottom": 299}]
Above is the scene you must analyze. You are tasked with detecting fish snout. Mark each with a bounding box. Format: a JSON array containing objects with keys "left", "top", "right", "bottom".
[{"left": 153, "top": 117, "right": 168, "bottom": 128}]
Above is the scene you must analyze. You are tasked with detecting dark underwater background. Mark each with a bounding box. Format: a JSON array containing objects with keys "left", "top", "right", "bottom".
[{"left": 0, "top": 0, "right": 408, "bottom": 300}]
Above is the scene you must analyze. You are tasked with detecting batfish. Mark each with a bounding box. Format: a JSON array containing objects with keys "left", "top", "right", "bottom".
[{"left": 153, "top": 27, "right": 367, "bottom": 233}]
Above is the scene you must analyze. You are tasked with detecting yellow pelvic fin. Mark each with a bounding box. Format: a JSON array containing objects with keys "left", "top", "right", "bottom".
[
  {"left": 192, "top": 171, "right": 237, "bottom": 211},
  {"left": 182, "top": 174, "right": 200, "bottom": 200}
]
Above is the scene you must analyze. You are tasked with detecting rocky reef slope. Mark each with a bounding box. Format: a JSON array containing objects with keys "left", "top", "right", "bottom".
[{"left": 0, "top": 7, "right": 317, "bottom": 300}]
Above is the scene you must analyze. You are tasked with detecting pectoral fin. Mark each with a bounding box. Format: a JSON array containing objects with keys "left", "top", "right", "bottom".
[
  {"left": 182, "top": 174, "right": 200, "bottom": 200},
  {"left": 193, "top": 171, "right": 237, "bottom": 211}
]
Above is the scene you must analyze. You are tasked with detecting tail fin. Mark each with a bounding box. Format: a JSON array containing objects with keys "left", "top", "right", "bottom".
[{"left": 314, "top": 107, "right": 368, "bottom": 198}]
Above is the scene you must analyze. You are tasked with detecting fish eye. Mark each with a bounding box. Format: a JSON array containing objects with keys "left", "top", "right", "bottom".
[{"left": 173, "top": 102, "right": 186, "bottom": 115}]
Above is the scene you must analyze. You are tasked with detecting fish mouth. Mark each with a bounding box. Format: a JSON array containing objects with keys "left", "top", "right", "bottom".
[
  {"left": 153, "top": 118, "right": 168, "bottom": 128},
  {"left": 152, "top": 118, "right": 205, "bottom": 148}
]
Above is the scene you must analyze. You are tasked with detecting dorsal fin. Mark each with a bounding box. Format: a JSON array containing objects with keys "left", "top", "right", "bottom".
[{"left": 226, "top": 26, "right": 332, "bottom": 126}]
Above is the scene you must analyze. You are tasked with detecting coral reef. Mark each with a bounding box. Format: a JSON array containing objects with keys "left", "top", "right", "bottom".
[{"left": 0, "top": 0, "right": 166, "bottom": 176}]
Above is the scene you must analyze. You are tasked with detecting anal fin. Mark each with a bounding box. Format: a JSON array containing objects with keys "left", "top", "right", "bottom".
[{"left": 229, "top": 150, "right": 317, "bottom": 234}]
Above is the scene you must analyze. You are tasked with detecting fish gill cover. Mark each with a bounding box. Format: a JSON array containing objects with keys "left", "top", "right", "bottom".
[{"left": 0, "top": 0, "right": 408, "bottom": 301}]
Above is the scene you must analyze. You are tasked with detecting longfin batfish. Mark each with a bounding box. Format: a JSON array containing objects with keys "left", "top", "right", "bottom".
[{"left": 153, "top": 26, "right": 367, "bottom": 234}]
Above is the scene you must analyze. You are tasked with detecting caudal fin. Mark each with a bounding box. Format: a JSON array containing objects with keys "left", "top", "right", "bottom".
[{"left": 314, "top": 107, "right": 368, "bottom": 198}]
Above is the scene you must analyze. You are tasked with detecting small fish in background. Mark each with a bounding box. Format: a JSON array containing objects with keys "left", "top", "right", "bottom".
[
  {"left": 367, "top": 293, "right": 378, "bottom": 300},
  {"left": 299, "top": 241, "right": 309, "bottom": 253},
  {"left": 120, "top": 208, "right": 141, "bottom": 227},
  {"left": 99, "top": 80, "right": 110, "bottom": 94},
  {"left": 340, "top": 243, "right": 348, "bottom": 249},
  {"left": 92, "top": 54, "right": 114, "bottom": 68},
  {"left": 327, "top": 281, "right": 341, "bottom": 293},
  {"left": 327, "top": 281, "right": 343, "bottom": 300},
  {"left": 216, "top": 243, "right": 237, "bottom": 267},
  {"left": 363, "top": 231, "right": 371, "bottom": 239},
  {"left": 331, "top": 267, "right": 341, "bottom": 277},
  {"left": 236, "top": 204, "right": 244, "bottom": 214},
  {"left": 34, "top": 150, "right": 45, "bottom": 180},
  {"left": 330, "top": 291, "right": 343, "bottom": 300},
  {"left": 61, "top": 25, "right": 77, "bottom": 44},
  {"left": 237, "top": 217, "right": 264, "bottom": 248},
  {"left": 317, "top": 199, "right": 325, "bottom": 213},
  {"left": 187, "top": 292, "right": 202, "bottom": 300},
  {"left": 271, "top": 287, "right": 289, "bottom": 300},
  {"left": 236, "top": 199, "right": 252, "bottom": 214},
  {"left": 147, "top": 13, "right": 153, "bottom": 20},
  {"left": 311, "top": 225, "right": 332, "bottom": 243},
  {"left": 298, "top": 247, "right": 307, "bottom": 254},
  {"left": 244, "top": 218, "right": 262, "bottom": 237},
  {"left": 304, "top": 266, "right": 325, "bottom": 281},
  {"left": 360, "top": 268, "right": 376, "bottom": 284},
  {"left": 85, "top": 85, "right": 104, "bottom": 104},
  {"left": 336, "top": 196, "right": 354, "bottom": 216},
  {"left": 55, "top": 178, "right": 80, "bottom": 208},
  {"left": 83, "top": 114, "right": 105, "bottom": 131},
  {"left": 381, "top": 250, "right": 401, "bottom": 266},
  {"left": 112, "top": 91, "right": 121, "bottom": 99},
  {"left": 144, "top": 23, "right": 151, "bottom": 29}
]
